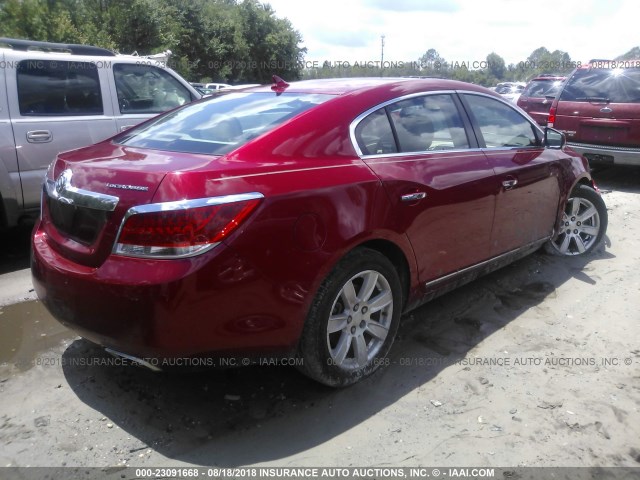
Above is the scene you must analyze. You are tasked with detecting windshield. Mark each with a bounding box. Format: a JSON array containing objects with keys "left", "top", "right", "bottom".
[
  {"left": 559, "top": 67, "right": 640, "bottom": 103},
  {"left": 116, "top": 92, "right": 333, "bottom": 155}
]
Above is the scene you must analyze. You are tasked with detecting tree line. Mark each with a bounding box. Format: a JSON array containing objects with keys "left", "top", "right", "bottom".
[
  {"left": 1, "top": 1, "right": 637, "bottom": 86},
  {"left": 0, "top": 0, "right": 305, "bottom": 83},
  {"left": 302, "top": 46, "right": 640, "bottom": 86}
]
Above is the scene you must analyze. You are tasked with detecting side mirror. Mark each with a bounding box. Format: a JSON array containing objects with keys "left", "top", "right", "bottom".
[{"left": 544, "top": 127, "right": 565, "bottom": 149}]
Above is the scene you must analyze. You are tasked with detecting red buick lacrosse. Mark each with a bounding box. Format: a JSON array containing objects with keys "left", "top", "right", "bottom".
[{"left": 32, "top": 77, "right": 607, "bottom": 386}]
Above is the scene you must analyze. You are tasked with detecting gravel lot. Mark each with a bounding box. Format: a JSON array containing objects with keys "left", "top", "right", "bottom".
[{"left": 0, "top": 166, "right": 638, "bottom": 471}]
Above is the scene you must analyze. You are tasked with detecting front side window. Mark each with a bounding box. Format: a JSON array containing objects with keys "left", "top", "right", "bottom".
[
  {"left": 114, "top": 64, "right": 193, "bottom": 114},
  {"left": 463, "top": 94, "right": 539, "bottom": 148},
  {"left": 17, "top": 60, "right": 103, "bottom": 116},
  {"left": 559, "top": 67, "right": 640, "bottom": 103},
  {"left": 354, "top": 94, "right": 469, "bottom": 155},
  {"left": 117, "top": 92, "right": 333, "bottom": 155}
]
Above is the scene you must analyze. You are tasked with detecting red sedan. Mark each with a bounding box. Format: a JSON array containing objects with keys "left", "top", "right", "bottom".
[{"left": 31, "top": 77, "right": 607, "bottom": 386}]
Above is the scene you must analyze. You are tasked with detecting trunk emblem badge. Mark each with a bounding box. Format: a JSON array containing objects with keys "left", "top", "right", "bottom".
[
  {"left": 56, "top": 169, "right": 72, "bottom": 195},
  {"left": 106, "top": 183, "right": 149, "bottom": 191}
]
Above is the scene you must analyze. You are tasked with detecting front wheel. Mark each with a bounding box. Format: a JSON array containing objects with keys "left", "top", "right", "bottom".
[
  {"left": 547, "top": 185, "right": 608, "bottom": 256},
  {"left": 298, "top": 248, "right": 402, "bottom": 387}
]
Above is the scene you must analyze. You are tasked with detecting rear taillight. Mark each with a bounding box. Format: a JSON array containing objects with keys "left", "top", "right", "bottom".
[
  {"left": 547, "top": 105, "right": 557, "bottom": 127},
  {"left": 114, "top": 193, "right": 263, "bottom": 258}
]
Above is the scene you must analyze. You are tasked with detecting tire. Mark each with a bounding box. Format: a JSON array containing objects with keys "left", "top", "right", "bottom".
[
  {"left": 297, "top": 248, "right": 402, "bottom": 387},
  {"left": 546, "top": 185, "right": 608, "bottom": 256}
]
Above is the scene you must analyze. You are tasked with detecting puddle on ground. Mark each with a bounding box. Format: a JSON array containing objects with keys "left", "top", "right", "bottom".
[{"left": 0, "top": 300, "right": 76, "bottom": 372}]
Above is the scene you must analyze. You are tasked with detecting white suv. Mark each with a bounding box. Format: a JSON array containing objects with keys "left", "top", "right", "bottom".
[{"left": 0, "top": 38, "right": 201, "bottom": 228}]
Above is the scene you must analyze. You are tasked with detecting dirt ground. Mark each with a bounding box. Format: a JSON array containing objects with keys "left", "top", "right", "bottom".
[{"left": 0, "top": 166, "right": 638, "bottom": 469}]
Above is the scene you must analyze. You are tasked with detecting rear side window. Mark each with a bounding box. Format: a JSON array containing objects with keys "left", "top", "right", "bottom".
[
  {"left": 464, "top": 94, "right": 539, "bottom": 148},
  {"left": 114, "top": 64, "right": 193, "bottom": 114},
  {"left": 559, "top": 68, "right": 640, "bottom": 103},
  {"left": 17, "top": 60, "right": 103, "bottom": 116},
  {"left": 117, "top": 92, "right": 333, "bottom": 155},
  {"left": 355, "top": 108, "right": 397, "bottom": 155},
  {"left": 355, "top": 94, "right": 469, "bottom": 155}
]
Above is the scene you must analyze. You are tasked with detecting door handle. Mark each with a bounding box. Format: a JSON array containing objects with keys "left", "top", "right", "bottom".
[
  {"left": 120, "top": 125, "right": 135, "bottom": 132},
  {"left": 26, "top": 130, "right": 52, "bottom": 143},
  {"left": 401, "top": 192, "right": 427, "bottom": 202},
  {"left": 502, "top": 178, "right": 518, "bottom": 190}
]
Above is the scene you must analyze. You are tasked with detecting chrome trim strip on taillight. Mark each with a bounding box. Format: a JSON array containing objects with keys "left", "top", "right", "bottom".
[
  {"left": 113, "top": 240, "right": 221, "bottom": 259},
  {"left": 46, "top": 169, "right": 119, "bottom": 211},
  {"left": 120, "top": 192, "right": 264, "bottom": 218},
  {"left": 112, "top": 192, "right": 265, "bottom": 259}
]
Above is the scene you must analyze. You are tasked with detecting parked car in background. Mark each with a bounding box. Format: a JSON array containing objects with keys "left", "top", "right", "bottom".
[
  {"left": 220, "top": 83, "right": 261, "bottom": 91},
  {"left": 205, "top": 82, "right": 232, "bottom": 91},
  {"left": 194, "top": 86, "right": 215, "bottom": 96},
  {"left": 32, "top": 77, "right": 607, "bottom": 387},
  {"left": 496, "top": 82, "right": 525, "bottom": 103},
  {"left": 204, "top": 84, "right": 264, "bottom": 98},
  {"left": 0, "top": 37, "right": 201, "bottom": 229},
  {"left": 548, "top": 60, "right": 640, "bottom": 166},
  {"left": 517, "top": 75, "right": 566, "bottom": 125}
]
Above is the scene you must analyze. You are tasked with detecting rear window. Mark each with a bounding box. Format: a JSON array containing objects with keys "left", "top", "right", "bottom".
[
  {"left": 559, "top": 68, "right": 640, "bottom": 103},
  {"left": 117, "top": 92, "right": 333, "bottom": 155},
  {"left": 522, "top": 80, "right": 564, "bottom": 99}
]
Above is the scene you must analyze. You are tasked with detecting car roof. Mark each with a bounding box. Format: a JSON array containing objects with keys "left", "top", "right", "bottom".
[{"left": 240, "top": 77, "right": 495, "bottom": 96}]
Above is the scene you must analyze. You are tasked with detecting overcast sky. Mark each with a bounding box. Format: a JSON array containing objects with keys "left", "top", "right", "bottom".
[{"left": 265, "top": 0, "right": 638, "bottom": 66}]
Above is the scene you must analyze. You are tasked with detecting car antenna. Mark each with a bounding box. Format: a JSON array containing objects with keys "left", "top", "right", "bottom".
[{"left": 271, "top": 75, "right": 290, "bottom": 95}]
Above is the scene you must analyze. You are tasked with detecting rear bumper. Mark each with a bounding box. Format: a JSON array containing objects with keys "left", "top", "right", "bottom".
[
  {"left": 567, "top": 142, "right": 640, "bottom": 166},
  {"left": 31, "top": 225, "right": 304, "bottom": 361}
]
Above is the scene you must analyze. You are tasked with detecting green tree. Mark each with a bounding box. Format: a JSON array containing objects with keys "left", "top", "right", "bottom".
[
  {"left": 0, "top": 0, "right": 49, "bottom": 40},
  {"left": 0, "top": 0, "right": 306, "bottom": 83},
  {"left": 235, "top": 0, "right": 305, "bottom": 82},
  {"left": 525, "top": 46, "right": 573, "bottom": 77},
  {"left": 486, "top": 52, "right": 506, "bottom": 81},
  {"left": 616, "top": 47, "right": 640, "bottom": 60},
  {"left": 103, "top": 0, "right": 180, "bottom": 54},
  {"left": 419, "top": 48, "right": 445, "bottom": 65}
]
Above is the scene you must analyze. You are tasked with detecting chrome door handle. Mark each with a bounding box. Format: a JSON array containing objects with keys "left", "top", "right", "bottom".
[
  {"left": 401, "top": 192, "right": 427, "bottom": 202},
  {"left": 120, "top": 125, "right": 135, "bottom": 132},
  {"left": 26, "top": 130, "right": 52, "bottom": 143},
  {"left": 502, "top": 179, "right": 518, "bottom": 190}
]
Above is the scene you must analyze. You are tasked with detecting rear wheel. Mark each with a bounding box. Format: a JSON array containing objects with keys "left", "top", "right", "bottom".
[
  {"left": 298, "top": 248, "right": 402, "bottom": 387},
  {"left": 547, "top": 185, "right": 607, "bottom": 256}
]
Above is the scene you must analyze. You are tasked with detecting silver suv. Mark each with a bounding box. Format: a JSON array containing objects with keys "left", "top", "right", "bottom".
[{"left": 0, "top": 38, "right": 201, "bottom": 229}]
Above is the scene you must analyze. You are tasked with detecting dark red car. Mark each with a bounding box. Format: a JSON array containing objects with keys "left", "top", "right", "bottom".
[
  {"left": 31, "top": 77, "right": 607, "bottom": 386},
  {"left": 517, "top": 75, "right": 565, "bottom": 126},
  {"left": 548, "top": 61, "right": 640, "bottom": 165}
]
